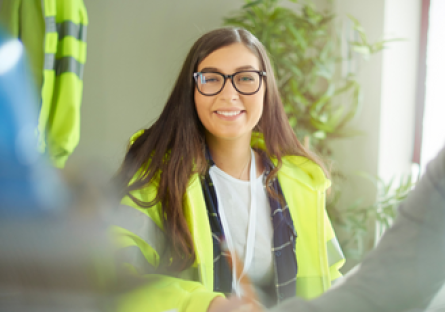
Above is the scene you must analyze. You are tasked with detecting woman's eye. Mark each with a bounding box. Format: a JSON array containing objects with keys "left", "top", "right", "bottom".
[
  {"left": 202, "top": 75, "right": 220, "bottom": 83},
  {"left": 238, "top": 75, "right": 254, "bottom": 82}
]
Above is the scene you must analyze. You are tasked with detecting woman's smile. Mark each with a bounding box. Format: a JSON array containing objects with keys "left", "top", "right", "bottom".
[{"left": 214, "top": 109, "right": 246, "bottom": 121}]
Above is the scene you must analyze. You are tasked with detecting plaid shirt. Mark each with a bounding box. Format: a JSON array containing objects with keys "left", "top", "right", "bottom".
[{"left": 201, "top": 149, "right": 298, "bottom": 303}]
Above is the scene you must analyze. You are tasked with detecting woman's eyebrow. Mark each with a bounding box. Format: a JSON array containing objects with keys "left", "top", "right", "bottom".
[
  {"left": 199, "top": 65, "right": 259, "bottom": 73},
  {"left": 235, "top": 65, "right": 258, "bottom": 71},
  {"left": 199, "top": 67, "right": 218, "bottom": 72}
]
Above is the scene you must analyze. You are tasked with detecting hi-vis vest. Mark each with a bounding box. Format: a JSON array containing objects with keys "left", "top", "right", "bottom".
[
  {"left": 0, "top": 0, "right": 88, "bottom": 168},
  {"left": 112, "top": 134, "right": 345, "bottom": 312}
]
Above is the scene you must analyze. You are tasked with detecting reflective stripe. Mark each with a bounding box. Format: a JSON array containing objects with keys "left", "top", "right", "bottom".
[
  {"left": 44, "top": 53, "right": 56, "bottom": 72},
  {"left": 111, "top": 204, "right": 168, "bottom": 257},
  {"left": 55, "top": 56, "right": 84, "bottom": 78},
  {"left": 117, "top": 245, "right": 157, "bottom": 274},
  {"left": 45, "top": 16, "right": 87, "bottom": 42},
  {"left": 327, "top": 237, "right": 345, "bottom": 267},
  {"left": 44, "top": 54, "right": 84, "bottom": 79},
  {"left": 57, "top": 20, "right": 87, "bottom": 42},
  {"left": 45, "top": 16, "right": 57, "bottom": 33}
]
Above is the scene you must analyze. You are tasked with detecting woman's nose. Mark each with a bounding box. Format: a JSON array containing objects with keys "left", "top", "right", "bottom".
[{"left": 219, "top": 77, "right": 239, "bottom": 99}]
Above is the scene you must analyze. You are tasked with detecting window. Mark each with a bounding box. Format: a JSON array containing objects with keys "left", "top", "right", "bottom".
[{"left": 420, "top": 0, "right": 445, "bottom": 173}]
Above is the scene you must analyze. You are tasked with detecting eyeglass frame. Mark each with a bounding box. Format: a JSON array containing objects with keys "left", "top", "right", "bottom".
[{"left": 193, "top": 70, "right": 267, "bottom": 96}]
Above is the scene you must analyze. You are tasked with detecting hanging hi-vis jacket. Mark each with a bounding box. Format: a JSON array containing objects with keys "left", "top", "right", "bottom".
[
  {"left": 111, "top": 134, "right": 345, "bottom": 312},
  {"left": 0, "top": 0, "right": 88, "bottom": 168}
]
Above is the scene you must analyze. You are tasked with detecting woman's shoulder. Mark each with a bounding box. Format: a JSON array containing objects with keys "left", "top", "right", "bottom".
[
  {"left": 279, "top": 155, "right": 331, "bottom": 191},
  {"left": 120, "top": 186, "right": 164, "bottom": 230}
]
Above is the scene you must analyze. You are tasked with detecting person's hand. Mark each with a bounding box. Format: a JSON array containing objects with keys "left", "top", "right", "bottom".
[{"left": 207, "top": 296, "right": 263, "bottom": 312}]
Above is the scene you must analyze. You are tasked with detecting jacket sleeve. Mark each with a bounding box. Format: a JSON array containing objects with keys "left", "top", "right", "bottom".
[
  {"left": 41, "top": 0, "right": 88, "bottom": 168},
  {"left": 110, "top": 196, "right": 223, "bottom": 312},
  {"left": 324, "top": 203, "right": 345, "bottom": 283}
]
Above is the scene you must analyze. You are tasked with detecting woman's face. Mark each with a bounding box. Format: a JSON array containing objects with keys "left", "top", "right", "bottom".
[{"left": 194, "top": 43, "right": 265, "bottom": 143}]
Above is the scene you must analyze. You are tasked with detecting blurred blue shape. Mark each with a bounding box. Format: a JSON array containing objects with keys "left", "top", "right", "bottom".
[{"left": 0, "top": 28, "right": 65, "bottom": 215}]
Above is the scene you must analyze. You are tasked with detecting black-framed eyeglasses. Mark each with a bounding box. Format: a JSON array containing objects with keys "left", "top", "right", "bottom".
[{"left": 193, "top": 70, "right": 267, "bottom": 96}]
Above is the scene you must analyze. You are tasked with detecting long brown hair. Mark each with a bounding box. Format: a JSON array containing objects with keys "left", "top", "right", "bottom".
[{"left": 114, "top": 27, "right": 326, "bottom": 271}]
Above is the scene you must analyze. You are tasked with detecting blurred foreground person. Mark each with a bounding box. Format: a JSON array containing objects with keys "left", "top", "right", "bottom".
[
  {"left": 0, "top": 27, "right": 62, "bottom": 215},
  {"left": 232, "top": 144, "right": 444, "bottom": 312},
  {"left": 0, "top": 29, "right": 121, "bottom": 312}
]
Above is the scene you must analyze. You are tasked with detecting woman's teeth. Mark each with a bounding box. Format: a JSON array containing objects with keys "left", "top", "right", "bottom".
[{"left": 216, "top": 111, "right": 241, "bottom": 116}]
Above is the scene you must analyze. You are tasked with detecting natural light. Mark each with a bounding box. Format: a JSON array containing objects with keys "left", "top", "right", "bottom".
[{"left": 420, "top": 0, "right": 445, "bottom": 173}]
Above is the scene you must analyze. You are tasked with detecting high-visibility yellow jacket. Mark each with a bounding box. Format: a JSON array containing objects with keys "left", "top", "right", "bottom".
[
  {"left": 0, "top": 0, "right": 88, "bottom": 168},
  {"left": 112, "top": 134, "right": 345, "bottom": 312}
]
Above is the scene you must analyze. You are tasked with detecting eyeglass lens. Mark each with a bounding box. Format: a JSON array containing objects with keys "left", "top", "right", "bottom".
[{"left": 196, "top": 72, "right": 261, "bottom": 95}]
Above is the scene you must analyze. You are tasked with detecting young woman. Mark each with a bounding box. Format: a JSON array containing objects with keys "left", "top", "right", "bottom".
[{"left": 112, "top": 27, "right": 344, "bottom": 312}]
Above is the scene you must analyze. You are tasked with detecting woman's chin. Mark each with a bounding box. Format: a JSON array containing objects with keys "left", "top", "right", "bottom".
[{"left": 208, "top": 129, "right": 253, "bottom": 142}]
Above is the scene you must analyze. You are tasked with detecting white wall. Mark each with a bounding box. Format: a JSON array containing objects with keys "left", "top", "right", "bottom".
[
  {"left": 421, "top": 0, "right": 445, "bottom": 173},
  {"left": 331, "top": 0, "right": 420, "bottom": 208},
  {"left": 331, "top": 0, "right": 386, "bottom": 206}
]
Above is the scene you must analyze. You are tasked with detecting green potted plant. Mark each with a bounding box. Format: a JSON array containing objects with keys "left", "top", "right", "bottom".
[{"left": 224, "top": 0, "right": 388, "bottom": 155}]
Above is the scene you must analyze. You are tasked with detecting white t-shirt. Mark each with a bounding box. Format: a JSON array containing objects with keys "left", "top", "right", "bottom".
[{"left": 209, "top": 165, "right": 275, "bottom": 307}]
